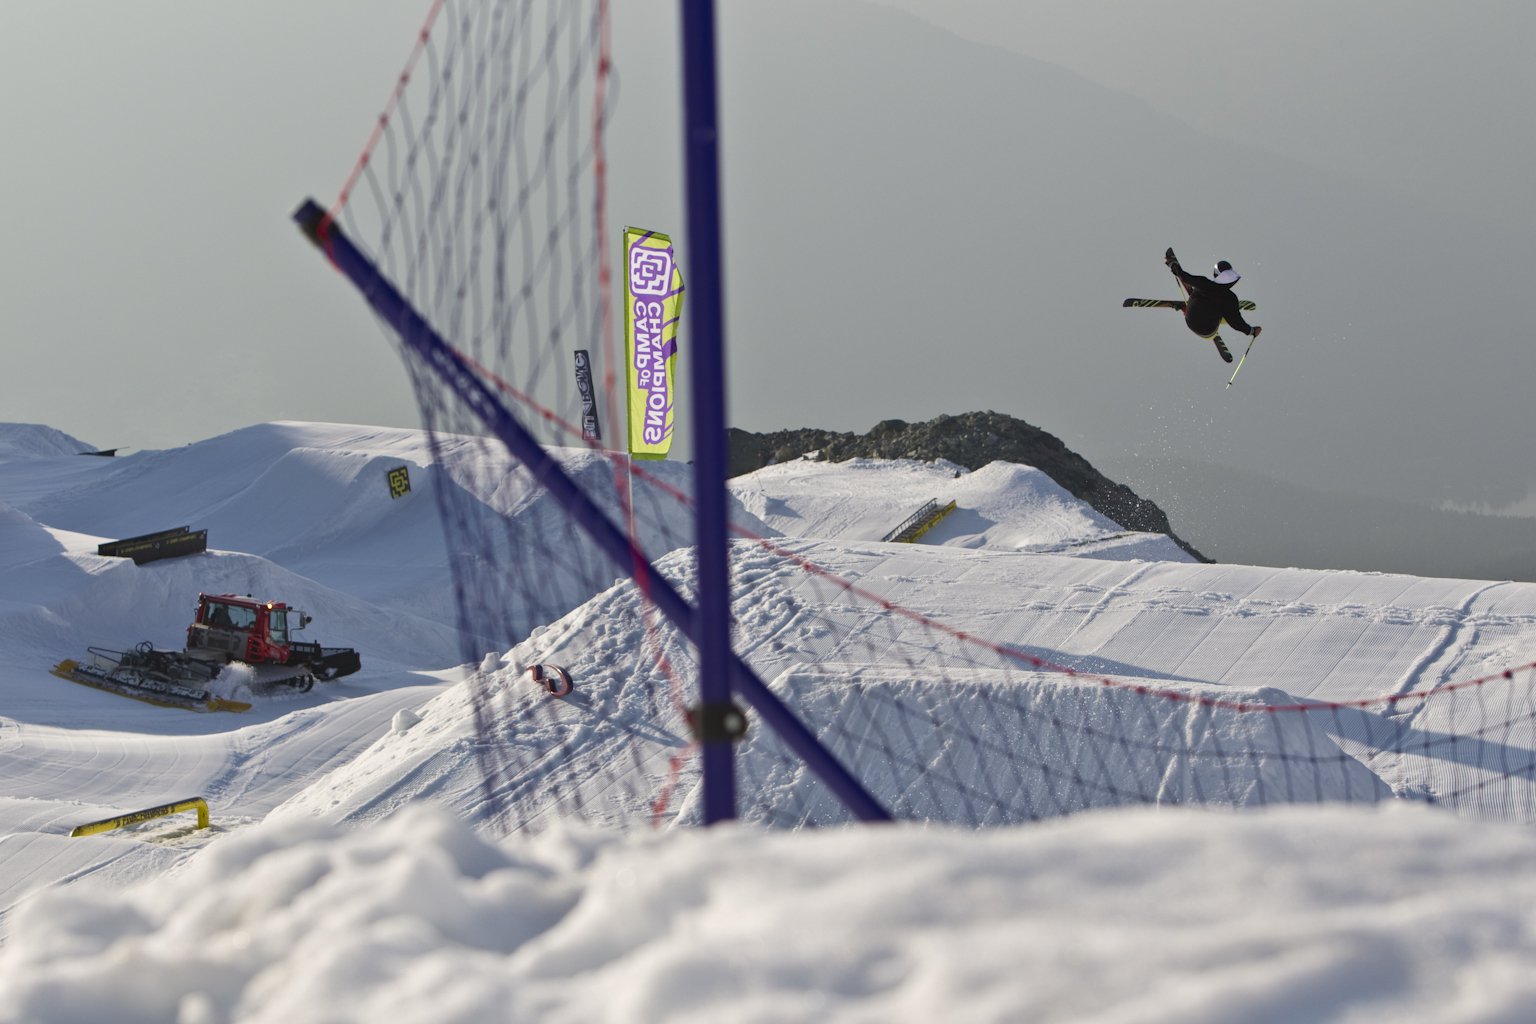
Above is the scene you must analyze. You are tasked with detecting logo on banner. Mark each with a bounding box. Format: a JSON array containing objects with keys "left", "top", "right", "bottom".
[{"left": 629, "top": 247, "right": 674, "bottom": 296}]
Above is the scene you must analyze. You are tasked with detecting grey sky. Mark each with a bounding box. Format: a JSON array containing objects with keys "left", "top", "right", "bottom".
[
  {"left": 5, "top": 2, "right": 1534, "bottom": 529},
  {"left": 3, "top": 2, "right": 428, "bottom": 450},
  {"left": 868, "top": 1, "right": 1536, "bottom": 232}
]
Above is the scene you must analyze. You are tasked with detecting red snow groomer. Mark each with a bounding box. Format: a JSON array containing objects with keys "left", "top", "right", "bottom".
[
  {"left": 51, "top": 593, "right": 362, "bottom": 713},
  {"left": 185, "top": 593, "right": 361, "bottom": 676}
]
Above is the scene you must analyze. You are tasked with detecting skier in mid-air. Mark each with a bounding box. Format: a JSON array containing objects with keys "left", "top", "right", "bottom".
[{"left": 1163, "top": 247, "right": 1260, "bottom": 363}]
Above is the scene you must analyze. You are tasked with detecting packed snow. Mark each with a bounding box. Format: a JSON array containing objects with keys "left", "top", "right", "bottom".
[{"left": 2, "top": 420, "right": 1535, "bottom": 1023}]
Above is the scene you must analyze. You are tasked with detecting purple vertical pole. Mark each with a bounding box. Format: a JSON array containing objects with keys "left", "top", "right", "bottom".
[{"left": 679, "top": 0, "right": 736, "bottom": 824}]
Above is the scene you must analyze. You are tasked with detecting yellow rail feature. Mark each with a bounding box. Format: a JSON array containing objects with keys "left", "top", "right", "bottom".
[
  {"left": 882, "top": 499, "right": 958, "bottom": 544},
  {"left": 69, "top": 797, "right": 210, "bottom": 838}
]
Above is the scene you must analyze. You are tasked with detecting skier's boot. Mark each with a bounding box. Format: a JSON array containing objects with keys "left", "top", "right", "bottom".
[{"left": 1213, "top": 336, "right": 1233, "bottom": 363}]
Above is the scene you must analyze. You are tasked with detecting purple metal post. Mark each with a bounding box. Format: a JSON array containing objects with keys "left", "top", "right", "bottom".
[{"left": 678, "top": 0, "right": 735, "bottom": 824}]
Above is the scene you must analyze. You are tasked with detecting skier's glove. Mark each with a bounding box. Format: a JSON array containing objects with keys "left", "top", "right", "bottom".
[{"left": 1164, "top": 247, "right": 1179, "bottom": 268}]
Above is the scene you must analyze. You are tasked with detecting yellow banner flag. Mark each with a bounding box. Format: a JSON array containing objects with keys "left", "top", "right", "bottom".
[{"left": 623, "top": 227, "right": 683, "bottom": 459}]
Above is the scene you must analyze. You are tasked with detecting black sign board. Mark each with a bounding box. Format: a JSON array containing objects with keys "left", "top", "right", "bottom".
[{"left": 97, "top": 526, "right": 208, "bottom": 565}]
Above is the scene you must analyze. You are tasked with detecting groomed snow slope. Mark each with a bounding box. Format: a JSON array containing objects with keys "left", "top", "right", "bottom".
[{"left": 3, "top": 420, "right": 1536, "bottom": 1022}]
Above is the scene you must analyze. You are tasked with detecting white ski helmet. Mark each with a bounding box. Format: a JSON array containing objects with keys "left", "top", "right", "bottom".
[{"left": 1213, "top": 260, "right": 1241, "bottom": 285}]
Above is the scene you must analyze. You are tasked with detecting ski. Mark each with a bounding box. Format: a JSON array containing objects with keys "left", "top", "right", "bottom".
[
  {"left": 1123, "top": 298, "right": 1256, "bottom": 310},
  {"left": 1226, "top": 332, "right": 1260, "bottom": 388}
]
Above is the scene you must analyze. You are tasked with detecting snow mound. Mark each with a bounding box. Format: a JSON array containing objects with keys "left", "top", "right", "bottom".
[
  {"left": 731, "top": 456, "right": 1193, "bottom": 560},
  {"left": 9, "top": 422, "right": 443, "bottom": 546},
  {"left": 6, "top": 802, "right": 1536, "bottom": 1023},
  {"left": 1, "top": 420, "right": 732, "bottom": 635},
  {"left": 0, "top": 423, "right": 95, "bottom": 460},
  {"left": 266, "top": 525, "right": 1536, "bottom": 833},
  {"left": 690, "top": 666, "right": 1389, "bottom": 825},
  {"left": 0, "top": 503, "right": 65, "bottom": 570}
]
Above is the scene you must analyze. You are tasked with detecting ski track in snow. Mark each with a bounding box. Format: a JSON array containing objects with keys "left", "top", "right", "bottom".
[{"left": 1389, "top": 580, "right": 1505, "bottom": 703}]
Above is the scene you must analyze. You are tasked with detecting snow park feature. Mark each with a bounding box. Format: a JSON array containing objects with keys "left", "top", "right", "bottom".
[
  {"left": 68, "top": 797, "right": 210, "bottom": 838},
  {"left": 95, "top": 524, "right": 208, "bottom": 565}
]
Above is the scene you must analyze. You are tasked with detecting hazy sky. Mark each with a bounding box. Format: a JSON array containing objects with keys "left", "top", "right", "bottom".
[
  {"left": 3, "top": 2, "right": 429, "bottom": 450},
  {"left": 869, "top": 1, "right": 1536, "bottom": 232},
  {"left": 5, "top": 1, "right": 1534, "bottom": 521}
]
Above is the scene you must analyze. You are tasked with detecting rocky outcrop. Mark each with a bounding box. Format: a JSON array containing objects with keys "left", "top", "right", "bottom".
[{"left": 728, "top": 411, "right": 1209, "bottom": 562}]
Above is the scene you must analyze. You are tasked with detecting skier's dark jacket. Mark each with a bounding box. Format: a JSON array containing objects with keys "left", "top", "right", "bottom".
[{"left": 1170, "top": 262, "right": 1255, "bottom": 338}]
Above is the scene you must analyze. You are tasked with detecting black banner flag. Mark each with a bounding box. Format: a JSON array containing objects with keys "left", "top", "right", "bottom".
[{"left": 574, "top": 349, "right": 602, "bottom": 442}]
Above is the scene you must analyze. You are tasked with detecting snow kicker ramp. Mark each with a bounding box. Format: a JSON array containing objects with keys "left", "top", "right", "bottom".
[
  {"left": 270, "top": 539, "right": 1536, "bottom": 831},
  {"left": 730, "top": 457, "right": 1195, "bottom": 561}
]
